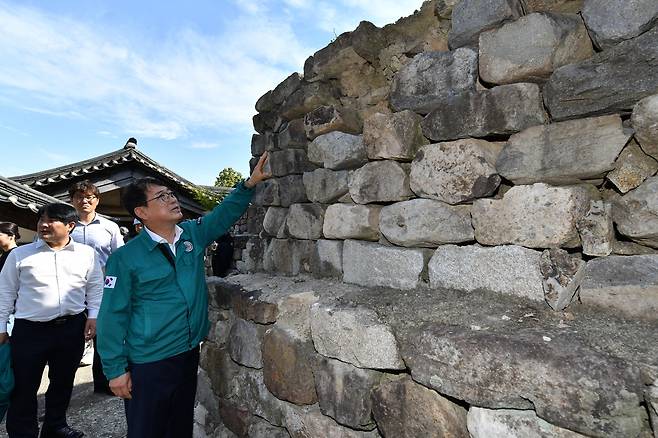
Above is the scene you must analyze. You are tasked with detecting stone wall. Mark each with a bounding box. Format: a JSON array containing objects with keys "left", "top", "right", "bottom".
[{"left": 196, "top": 1, "right": 658, "bottom": 437}]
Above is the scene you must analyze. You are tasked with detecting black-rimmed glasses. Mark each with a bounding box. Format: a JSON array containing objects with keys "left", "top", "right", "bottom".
[{"left": 146, "top": 191, "right": 177, "bottom": 204}]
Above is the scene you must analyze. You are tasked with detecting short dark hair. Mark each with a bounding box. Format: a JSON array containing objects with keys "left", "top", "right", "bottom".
[
  {"left": 68, "top": 180, "right": 100, "bottom": 198},
  {"left": 122, "top": 177, "right": 168, "bottom": 220},
  {"left": 0, "top": 222, "right": 20, "bottom": 240},
  {"left": 37, "top": 203, "right": 79, "bottom": 225}
]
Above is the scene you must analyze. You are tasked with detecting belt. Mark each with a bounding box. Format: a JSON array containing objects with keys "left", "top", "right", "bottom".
[{"left": 18, "top": 312, "right": 84, "bottom": 326}]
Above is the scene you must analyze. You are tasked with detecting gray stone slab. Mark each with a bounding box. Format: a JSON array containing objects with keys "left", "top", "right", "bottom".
[
  {"left": 303, "top": 168, "right": 350, "bottom": 204},
  {"left": 467, "top": 407, "right": 589, "bottom": 437},
  {"left": 348, "top": 161, "right": 414, "bottom": 204},
  {"left": 612, "top": 176, "right": 658, "bottom": 248},
  {"left": 581, "top": 0, "right": 658, "bottom": 50},
  {"left": 448, "top": 0, "right": 525, "bottom": 49},
  {"left": 323, "top": 204, "right": 381, "bottom": 241},
  {"left": 308, "top": 131, "right": 368, "bottom": 170},
  {"left": 363, "top": 110, "right": 428, "bottom": 161},
  {"left": 632, "top": 93, "right": 658, "bottom": 160},
  {"left": 285, "top": 203, "right": 326, "bottom": 240}
]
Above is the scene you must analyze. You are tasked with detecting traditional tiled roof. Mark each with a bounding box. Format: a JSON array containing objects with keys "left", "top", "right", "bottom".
[
  {"left": 0, "top": 175, "right": 65, "bottom": 213},
  {"left": 11, "top": 139, "right": 197, "bottom": 193}
]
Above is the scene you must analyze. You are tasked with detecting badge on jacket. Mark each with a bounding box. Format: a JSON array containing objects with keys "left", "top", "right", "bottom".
[
  {"left": 104, "top": 276, "right": 117, "bottom": 289},
  {"left": 183, "top": 241, "right": 194, "bottom": 252}
]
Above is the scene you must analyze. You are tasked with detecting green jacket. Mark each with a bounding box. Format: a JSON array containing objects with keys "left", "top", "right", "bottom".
[{"left": 97, "top": 182, "right": 253, "bottom": 380}]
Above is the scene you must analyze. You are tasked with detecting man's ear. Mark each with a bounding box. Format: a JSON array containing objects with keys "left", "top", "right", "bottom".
[
  {"left": 66, "top": 221, "right": 77, "bottom": 234},
  {"left": 134, "top": 206, "right": 148, "bottom": 222}
]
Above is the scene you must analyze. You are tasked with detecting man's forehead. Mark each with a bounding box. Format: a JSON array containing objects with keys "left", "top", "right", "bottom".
[{"left": 146, "top": 184, "right": 170, "bottom": 195}]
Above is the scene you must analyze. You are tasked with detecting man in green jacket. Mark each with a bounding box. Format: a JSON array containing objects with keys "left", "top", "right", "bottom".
[{"left": 97, "top": 153, "right": 269, "bottom": 438}]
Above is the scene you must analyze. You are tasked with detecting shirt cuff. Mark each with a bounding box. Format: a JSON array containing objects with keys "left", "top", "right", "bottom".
[
  {"left": 0, "top": 322, "right": 6, "bottom": 333},
  {"left": 87, "top": 309, "right": 99, "bottom": 319}
]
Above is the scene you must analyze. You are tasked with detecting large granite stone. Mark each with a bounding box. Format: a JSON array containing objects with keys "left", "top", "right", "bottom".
[
  {"left": 363, "top": 111, "right": 429, "bottom": 161},
  {"left": 389, "top": 49, "right": 478, "bottom": 114},
  {"left": 263, "top": 239, "right": 316, "bottom": 276},
  {"left": 448, "top": 0, "right": 525, "bottom": 49},
  {"left": 471, "top": 183, "right": 595, "bottom": 248},
  {"left": 285, "top": 203, "right": 326, "bottom": 240},
  {"left": 342, "top": 240, "right": 426, "bottom": 290},
  {"left": 263, "top": 207, "right": 288, "bottom": 239},
  {"left": 607, "top": 139, "right": 658, "bottom": 193},
  {"left": 467, "top": 407, "right": 588, "bottom": 437},
  {"left": 262, "top": 326, "right": 318, "bottom": 405},
  {"left": 576, "top": 201, "right": 614, "bottom": 256},
  {"left": 497, "top": 114, "right": 631, "bottom": 184},
  {"left": 428, "top": 244, "right": 544, "bottom": 301},
  {"left": 524, "top": 0, "right": 583, "bottom": 13},
  {"left": 312, "top": 239, "right": 343, "bottom": 279},
  {"left": 479, "top": 12, "right": 593, "bottom": 84},
  {"left": 421, "top": 83, "right": 547, "bottom": 141},
  {"left": 314, "top": 357, "right": 382, "bottom": 430},
  {"left": 310, "top": 302, "right": 405, "bottom": 370},
  {"left": 284, "top": 407, "right": 382, "bottom": 438},
  {"left": 540, "top": 248, "right": 585, "bottom": 311},
  {"left": 280, "top": 81, "right": 340, "bottom": 121},
  {"left": 410, "top": 139, "right": 502, "bottom": 205},
  {"left": 252, "top": 175, "right": 308, "bottom": 207},
  {"left": 401, "top": 324, "right": 646, "bottom": 437},
  {"left": 251, "top": 133, "right": 270, "bottom": 156},
  {"left": 323, "top": 204, "right": 381, "bottom": 241},
  {"left": 248, "top": 418, "right": 291, "bottom": 438},
  {"left": 303, "top": 168, "right": 350, "bottom": 204},
  {"left": 580, "top": 255, "right": 658, "bottom": 320},
  {"left": 275, "top": 292, "right": 318, "bottom": 341},
  {"left": 304, "top": 105, "right": 362, "bottom": 140},
  {"left": 348, "top": 161, "right": 414, "bottom": 204},
  {"left": 632, "top": 93, "right": 658, "bottom": 160},
  {"left": 379, "top": 199, "right": 474, "bottom": 247},
  {"left": 276, "top": 118, "right": 307, "bottom": 150},
  {"left": 308, "top": 132, "right": 368, "bottom": 170},
  {"left": 581, "top": 0, "right": 658, "bottom": 50},
  {"left": 371, "top": 376, "right": 468, "bottom": 438},
  {"left": 265, "top": 149, "right": 316, "bottom": 177},
  {"left": 543, "top": 26, "right": 658, "bottom": 121},
  {"left": 228, "top": 318, "right": 266, "bottom": 369},
  {"left": 612, "top": 176, "right": 658, "bottom": 248}
]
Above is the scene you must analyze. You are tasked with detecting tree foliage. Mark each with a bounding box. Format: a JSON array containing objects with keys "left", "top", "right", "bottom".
[
  {"left": 215, "top": 167, "right": 244, "bottom": 188},
  {"left": 191, "top": 187, "right": 225, "bottom": 211}
]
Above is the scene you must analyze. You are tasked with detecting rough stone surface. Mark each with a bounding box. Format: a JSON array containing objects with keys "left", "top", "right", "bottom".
[
  {"left": 632, "top": 93, "right": 658, "bottom": 160},
  {"left": 284, "top": 407, "right": 382, "bottom": 438},
  {"left": 581, "top": 0, "right": 658, "bottom": 50},
  {"left": 389, "top": 48, "right": 478, "bottom": 114},
  {"left": 248, "top": 418, "right": 291, "bottom": 438},
  {"left": 612, "top": 240, "right": 658, "bottom": 256},
  {"left": 467, "top": 407, "right": 588, "bottom": 437},
  {"left": 410, "top": 139, "right": 502, "bottom": 204},
  {"left": 263, "top": 239, "right": 316, "bottom": 276},
  {"left": 276, "top": 118, "right": 307, "bottom": 150},
  {"left": 262, "top": 326, "right": 318, "bottom": 405},
  {"left": 343, "top": 240, "right": 426, "bottom": 290},
  {"left": 348, "top": 161, "right": 414, "bottom": 204},
  {"left": 479, "top": 12, "right": 593, "bottom": 85},
  {"left": 580, "top": 255, "right": 658, "bottom": 320},
  {"left": 310, "top": 302, "right": 405, "bottom": 370},
  {"left": 211, "top": 280, "right": 278, "bottom": 324},
  {"left": 497, "top": 115, "right": 631, "bottom": 184},
  {"left": 252, "top": 175, "right": 308, "bottom": 208},
  {"left": 448, "top": 0, "right": 525, "bottom": 49},
  {"left": 251, "top": 133, "right": 269, "bottom": 156},
  {"left": 607, "top": 139, "right": 658, "bottom": 193},
  {"left": 323, "top": 204, "right": 381, "bottom": 241},
  {"left": 401, "top": 324, "right": 646, "bottom": 437},
  {"left": 275, "top": 292, "right": 318, "bottom": 341},
  {"left": 422, "top": 83, "right": 547, "bottom": 141},
  {"left": 613, "top": 176, "right": 658, "bottom": 248},
  {"left": 263, "top": 207, "right": 289, "bottom": 239},
  {"left": 371, "top": 376, "right": 469, "bottom": 438},
  {"left": 543, "top": 26, "right": 658, "bottom": 121},
  {"left": 304, "top": 105, "right": 362, "bottom": 140},
  {"left": 314, "top": 357, "right": 382, "bottom": 430},
  {"left": 308, "top": 132, "right": 368, "bottom": 170},
  {"left": 648, "top": 382, "right": 658, "bottom": 436},
  {"left": 576, "top": 201, "right": 614, "bottom": 256},
  {"left": 280, "top": 81, "right": 339, "bottom": 121},
  {"left": 540, "top": 248, "right": 586, "bottom": 311},
  {"left": 228, "top": 318, "right": 265, "bottom": 369},
  {"left": 379, "top": 199, "right": 474, "bottom": 247},
  {"left": 265, "top": 149, "right": 317, "bottom": 177},
  {"left": 312, "top": 239, "right": 343, "bottom": 278},
  {"left": 524, "top": 0, "right": 584, "bottom": 13},
  {"left": 236, "top": 237, "right": 268, "bottom": 273},
  {"left": 363, "top": 111, "right": 429, "bottom": 161},
  {"left": 285, "top": 204, "right": 326, "bottom": 240},
  {"left": 429, "top": 244, "right": 544, "bottom": 301},
  {"left": 471, "top": 183, "right": 595, "bottom": 248},
  {"left": 303, "top": 168, "right": 350, "bottom": 204}
]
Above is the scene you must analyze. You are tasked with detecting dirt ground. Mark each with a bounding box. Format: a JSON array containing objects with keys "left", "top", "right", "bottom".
[{"left": 0, "top": 364, "right": 127, "bottom": 438}]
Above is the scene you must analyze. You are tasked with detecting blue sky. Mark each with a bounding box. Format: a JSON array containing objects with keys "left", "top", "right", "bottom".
[{"left": 0, "top": 0, "right": 423, "bottom": 185}]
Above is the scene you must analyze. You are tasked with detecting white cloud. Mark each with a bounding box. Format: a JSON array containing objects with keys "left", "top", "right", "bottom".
[{"left": 188, "top": 141, "right": 220, "bottom": 149}]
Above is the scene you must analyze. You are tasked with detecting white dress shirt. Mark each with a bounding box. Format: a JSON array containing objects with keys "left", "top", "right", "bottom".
[
  {"left": 70, "top": 213, "right": 124, "bottom": 267},
  {"left": 0, "top": 238, "right": 104, "bottom": 332},
  {"left": 143, "top": 224, "right": 183, "bottom": 255}
]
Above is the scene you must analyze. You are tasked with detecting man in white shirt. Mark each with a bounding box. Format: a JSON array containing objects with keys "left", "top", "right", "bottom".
[
  {"left": 68, "top": 180, "right": 123, "bottom": 394},
  {"left": 0, "top": 203, "right": 103, "bottom": 438}
]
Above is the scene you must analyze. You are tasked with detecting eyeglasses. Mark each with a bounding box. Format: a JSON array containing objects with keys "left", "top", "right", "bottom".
[
  {"left": 73, "top": 195, "right": 97, "bottom": 202},
  {"left": 146, "top": 191, "right": 177, "bottom": 204}
]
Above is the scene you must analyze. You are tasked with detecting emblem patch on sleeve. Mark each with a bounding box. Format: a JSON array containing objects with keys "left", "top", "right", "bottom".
[{"left": 104, "top": 276, "right": 117, "bottom": 289}]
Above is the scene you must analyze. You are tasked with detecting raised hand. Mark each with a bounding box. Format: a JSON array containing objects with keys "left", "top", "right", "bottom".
[{"left": 244, "top": 152, "right": 272, "bottom": 188}]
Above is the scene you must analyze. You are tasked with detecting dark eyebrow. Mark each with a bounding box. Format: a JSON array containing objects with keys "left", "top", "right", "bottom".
[{"left": 153, "top": 188, "right": 169, "bottom": 196}]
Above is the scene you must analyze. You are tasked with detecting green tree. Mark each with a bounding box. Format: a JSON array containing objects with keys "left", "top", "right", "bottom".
[{"left": 215, "top": 167, "right": 244, "bottom": 188}]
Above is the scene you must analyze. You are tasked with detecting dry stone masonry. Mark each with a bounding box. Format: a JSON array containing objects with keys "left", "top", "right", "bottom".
[{"left": 196, "top": 1, "right": 658, "bottom": 437}]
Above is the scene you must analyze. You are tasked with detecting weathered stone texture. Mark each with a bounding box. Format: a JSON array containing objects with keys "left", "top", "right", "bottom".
[
  {"left": 263, "top": 239, "right": 315, "bottom": 276},
  {"left": 479, "top": 12, "right": 593, "bottom": 84},
  {"left": 280, "top": 81, "right": 339, "bottom": 121},
  {"left": 276, "top": 118, "right": 307, "bottom": 150},
  {"left": 471, "top": 183, "right": 595, "bottom": 248},
  {"left": 262, "top": 326, "right": 318, "bottom": 405},
  {"left": 544, "top": 26, "right": 658, "bottom": 121},
  {"left": 284, "top": 407, "right": 382, "bottom": 438},
  {"left": 308, "top": 132, "right": 368, "bottom": 170},
  {"left": 363, "top": 111, "right": 429, "bottom": 161},
  {"left": 581, "top": 0, "right": 658, "bottom": 50},
  {"left": 497, "top": 114, "right": 631, "bottom": 185},
  {"left": 304, "top": 105, "right": 362, "bottom": 140},
  {"left": 612, "top": 176, "right": 658, "bottom": 248},
  {"left": 429, "top": 244, "right": 544, "bottom": 301},
  {"left": 348, "top": 161, "right": 414, "bottom": 204},
  {"left": 524, "top": 0, "right": 583, "bottom": 13},
  {"left": 540, "top": 248, "right": 585, "bottom": 311},
  {"left": 343, "top": 240, "right": 427, "bottom": 290},
  {"left": 310, "top": 303, "right": 405, "bottom": 370},
  {"left": 276, "top": 292, "right": 318, "bottom": 341},
  {"left": 421, "top": 83, "right": 547, "bottom": 141},
  {"left": 285, "top": 203, "right": 326, "bottom": 240},
  {"left": 323, "top": 204, "right": 381, "bottom": 241},
  {"left": 632, "top": 93, "right": 658, "bottom": 160},
  {"left": 580, "top": 255, "right": 658, "bottom": 320},
  {"left": 448, "top": 0, "right": 525, "bottom": 49},
  {"left": 303, "top": 168, "right": 350, "bottom": 204},
  {"left": 252, "top": 175, "right": 308, "bottom": 207},
  {"left": 371, "top": 376, "right": 469, "bottom": 438},
  {"left": 379, "top": 199, "right": 474, "bottom": 247},
  {"left": 467, "top": 407, "right": 588, "bottom": 437},
  {"left": 576, "top": 200, "right": 614, "bottom": 256},
  {"left": 390, "top": 48, "right": 478, "bottom": 114},
  {"left": 607, "top": 139, "right": 658, "bottom": 193},
  {"left": 265, "top": 149, "right": 316, "bottom": 177},
  {"left": 263, "top": 207, "right": 288, "bottom": 238},
  {"left": 410, "top": 139, "right": 502, "bottom": 205},
  {"left": 228, "top": 318, "right": 265, "bottom": 369},
  {"left": 312, "top": 239, "right": 343, "bottom": 278}
]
